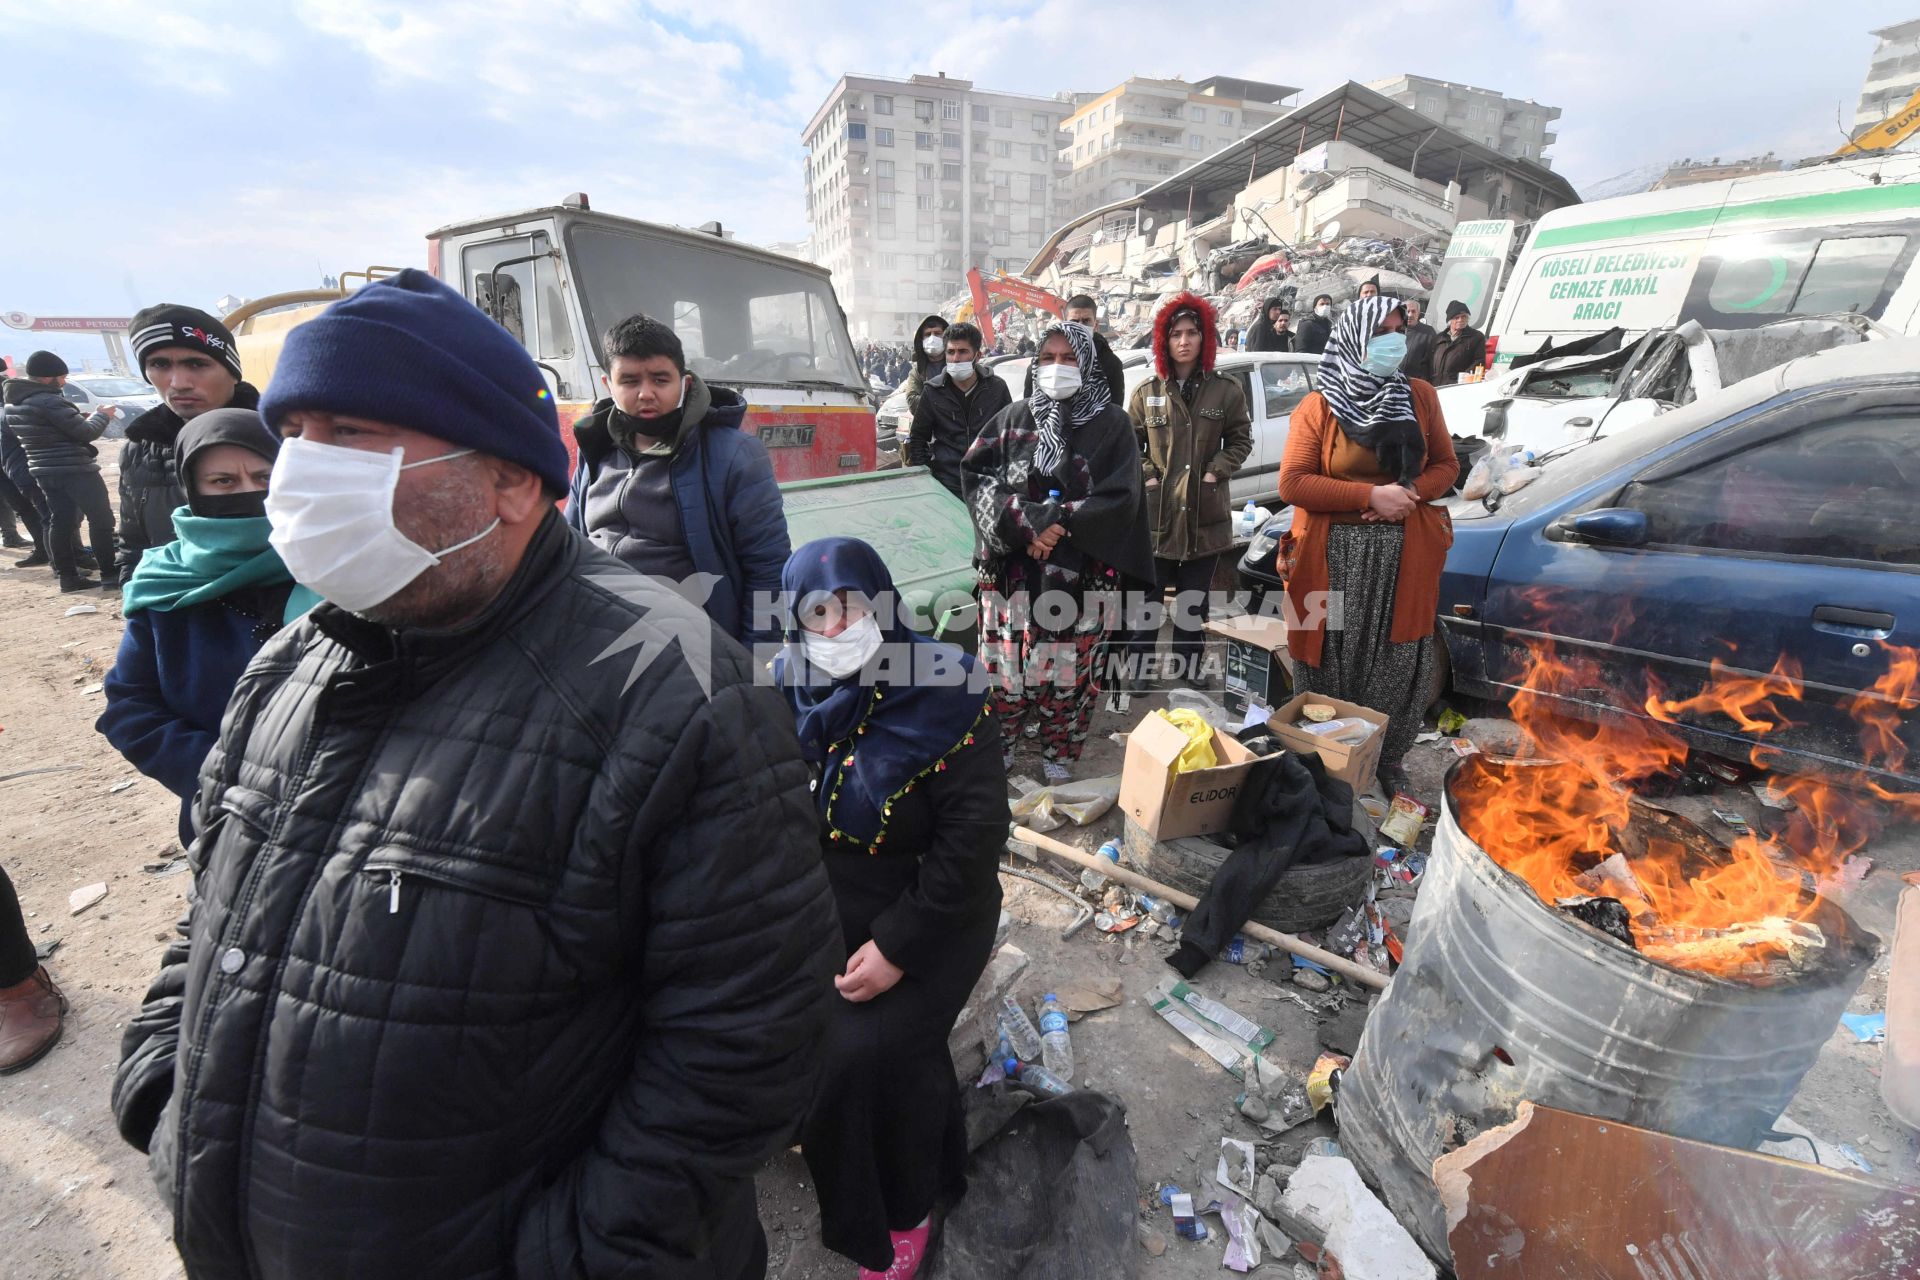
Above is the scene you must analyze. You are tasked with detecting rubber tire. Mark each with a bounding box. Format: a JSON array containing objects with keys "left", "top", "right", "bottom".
[{"left": 1143, "top": 834, "right": 1374, "bottom": 934}]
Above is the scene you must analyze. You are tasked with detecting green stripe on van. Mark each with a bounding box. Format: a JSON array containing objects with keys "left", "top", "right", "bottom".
[{"left": 1532, "top": 181, "right": 1920, "bottom": 250}]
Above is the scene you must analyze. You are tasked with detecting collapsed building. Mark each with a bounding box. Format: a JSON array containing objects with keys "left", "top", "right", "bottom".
[{"left": 993, "top": 81, "right": 1581, "bottom": 350}]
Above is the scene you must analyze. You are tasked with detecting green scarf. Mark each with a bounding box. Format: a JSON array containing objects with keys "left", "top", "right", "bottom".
[{"left": 121, "top": 507, "right": 321, "bottom": 622}]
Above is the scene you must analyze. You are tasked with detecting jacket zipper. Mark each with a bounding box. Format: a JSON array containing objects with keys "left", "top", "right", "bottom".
[{"left": 361, "top": 858, "right": 549, "bottom": 911}]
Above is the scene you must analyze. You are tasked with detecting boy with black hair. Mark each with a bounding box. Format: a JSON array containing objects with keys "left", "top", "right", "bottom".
[
  {"left": 906, "top": 320, "right": 1011, "bottom": 500},
  {"left": 566, "top": 314, "right": 792, "bottom": 647}
]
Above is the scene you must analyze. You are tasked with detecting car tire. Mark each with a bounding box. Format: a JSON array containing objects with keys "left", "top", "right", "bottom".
[{"left": 1125, "top": 819, "right": 1374, "bottom": 934}]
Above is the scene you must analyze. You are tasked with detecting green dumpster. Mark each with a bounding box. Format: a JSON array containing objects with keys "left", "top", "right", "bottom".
[{"left": 780, "top": 466, "right": 980, "bottom": 641}]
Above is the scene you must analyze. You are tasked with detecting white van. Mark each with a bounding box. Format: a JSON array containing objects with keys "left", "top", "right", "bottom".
[{"left": 1484, "top": 153, "right": 1920, "bottom": 369}]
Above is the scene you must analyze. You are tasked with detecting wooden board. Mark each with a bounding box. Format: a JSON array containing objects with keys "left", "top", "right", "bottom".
[{"left": 1434, "top": 1102, "right": 1920, "bottom": 1279}]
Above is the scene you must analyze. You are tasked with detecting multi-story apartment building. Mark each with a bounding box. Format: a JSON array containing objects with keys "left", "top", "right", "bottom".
[
  {"left": 1852, "top": 19, "right": 1920, "bottom": 138},
  {"left": 1366, "top": 74, "right": 1559, "bottom": 166},
  {"left": 1058, "top": 75, "right": 1298, "bottom": 217},
  {"left": 802, "top": 73, "right": 1073, "bottom": 341}
]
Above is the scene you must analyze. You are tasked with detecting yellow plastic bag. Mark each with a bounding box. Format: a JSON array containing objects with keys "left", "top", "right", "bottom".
[{"left": 1155, "top": 708, "right": 1218, "bottom": 774}]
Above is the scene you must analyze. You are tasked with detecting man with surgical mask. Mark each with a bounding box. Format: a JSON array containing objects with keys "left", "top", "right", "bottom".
[
  {"left": 905, "top": 320, "right": 1010, "bottom": 500},
  {"left": 112, "top": 269, "right": 841, "bottom": 1280},
  {"left": 904, "top": 314, "right": 949, "bottom": 415},
  {"left": 1296, "top": 294, "right": 1335, "bottom": 355},
  {"left": 567, "top": 313, "right": 791, "bottom": 647}
]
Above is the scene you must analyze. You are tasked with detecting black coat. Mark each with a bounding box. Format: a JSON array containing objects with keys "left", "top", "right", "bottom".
[
  {"left": 1022, "top": 329, "right": 1127, "bottom": 402},
  {"left": 111, "top": 511, "right": 842, "bottom": 1280},
  {"left": 906, "top": 367, "right": 1013, "bottom": 499},
  {"left": 1401, "top": 321, "right": 1438, "bottom": 378},
  {"left": 117, "top": 383, "right": 260, "bottom": 582},
  {"left": 1, "top": 378, "right": 110, "bottom": 478},
  {"left": 1244, "top": 318, "right": 1295, "bottom": 353},
  {"left": 1295, "top": 313, "right": 1332, "bottom": 355},
  {"left": 1430, "top": 325, "right": 1490, "bottom": 385}
]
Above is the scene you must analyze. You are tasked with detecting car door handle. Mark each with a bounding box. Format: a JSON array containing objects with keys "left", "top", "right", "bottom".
[{"left": 1812, "top": 605, "right": 1894, "bottom": 633}]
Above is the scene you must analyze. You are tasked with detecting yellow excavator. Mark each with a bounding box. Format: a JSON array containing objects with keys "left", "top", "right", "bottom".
[{"left": 1836, "top": 85, "right": 1920, "bottom": 157}]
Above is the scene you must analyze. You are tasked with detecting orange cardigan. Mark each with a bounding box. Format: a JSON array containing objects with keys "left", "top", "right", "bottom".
[{"left": 1278, "top": 379, "right": 1458, "bottom": 667}]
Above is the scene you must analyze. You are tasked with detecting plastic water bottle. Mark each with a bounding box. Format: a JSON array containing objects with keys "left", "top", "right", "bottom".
[
  {"left": 1009, "top": 1059, "right": 1074, "bottom": 1097},
  {"left": 1080, "top": 838, "right": 1122, "bottom": 892},
  {"left": 999, "top": 995, "right": 1044, "bottom": 1061},
  {"left": 1238, "top": 500, "right": 1257, "bottom": 537},
  {"left": 1038, "top": 992, "right": 1074, "bottom": 1081}
]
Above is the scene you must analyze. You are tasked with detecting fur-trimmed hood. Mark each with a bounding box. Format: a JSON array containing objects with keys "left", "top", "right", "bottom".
[{"left": 1151, "top": 292, "right": 1218, "bottom": 381}]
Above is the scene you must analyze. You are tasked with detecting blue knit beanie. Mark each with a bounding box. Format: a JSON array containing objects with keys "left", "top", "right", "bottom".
[{"left": 260, "top": 268, "right": 568, "bottom": 493}]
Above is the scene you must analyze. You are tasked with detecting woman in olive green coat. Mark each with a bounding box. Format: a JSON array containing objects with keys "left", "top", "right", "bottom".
[{"left": 1126, "top": 292, "right": 1252, "bottom": 681}]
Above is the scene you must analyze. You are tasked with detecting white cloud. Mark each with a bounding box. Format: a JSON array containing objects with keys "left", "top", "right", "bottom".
[{"left": 8, "top": 0, "right": 281, "bottom": 95}]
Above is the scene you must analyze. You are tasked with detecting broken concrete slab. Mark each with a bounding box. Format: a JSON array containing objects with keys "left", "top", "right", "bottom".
[
  {"left": 947, "top": 943, "right": 1029, "bottom": 1079},
  {"left": 1434, "top": 1101, "right": 1920, "bottom": 1279},
  {"left": 1280, "top": 1155, "right": 1435, "bottom": 1280}
]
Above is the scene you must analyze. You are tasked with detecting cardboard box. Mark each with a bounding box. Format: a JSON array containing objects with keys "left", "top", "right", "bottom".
[
  {"left": 1264, "top": 693, "right": 1390, "bottom": 792},
  {"left": 1205, "top": 616, "right": 1292, "bottom": 721},
  {"left": 1120, "top": 710, "right": 1261, "bottom": 841}
]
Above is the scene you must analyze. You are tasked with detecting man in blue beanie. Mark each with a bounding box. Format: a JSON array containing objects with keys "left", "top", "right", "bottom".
[{"left": 113, "top": 268, "right": 841, "bottom": 1280}]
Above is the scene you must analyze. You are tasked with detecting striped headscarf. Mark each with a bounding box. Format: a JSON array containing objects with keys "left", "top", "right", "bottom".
[
  {"left": 1029, "top": 321, "right": 1113, "bottom": 478},
  {"left": 1314, "top": 294, "right": 1417, "bottom": 447}
]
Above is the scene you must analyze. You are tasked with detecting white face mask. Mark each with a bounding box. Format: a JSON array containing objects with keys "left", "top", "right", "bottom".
[
  {"left": 265, "top": 438, "right": 499, "bottom": 614},
  {"left": 1036, "top": 364, "right": 1083, "bottom": 401},
  {"left": 1315, "top": 304, "right": 1331, "bottom": 318},
  {"left": 921, "top": 334, "right": 946, "bottom": 356},
  {"left": 947, "top": 360, "right": 975, "bottom": 382},
  {"left": 801, "top": 613, "right": 883, "bottom": 678}
]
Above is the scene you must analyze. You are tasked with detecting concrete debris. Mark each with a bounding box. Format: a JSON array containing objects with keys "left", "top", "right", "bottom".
[
  {"left": 67, "top": 883, "right": 108, "bottom": 915},
  {"left": 1280, "top": 1155, "right": 1436, "bottom": 1280}
]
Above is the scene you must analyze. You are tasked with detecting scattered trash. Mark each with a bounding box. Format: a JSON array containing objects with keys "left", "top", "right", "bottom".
[
  {"left": 998, "top": 996, "right": 1044, "bottom": 1060},
  {"left": 1038, "top": 992, "right": 1074, "bottom": 1081},
  {"left": 1220, "top": 1193, "right": 1263, "bottom": 1272},
  {"left": 67, "top": 883, "right": 107, "bottom": 915},
  {"left": 1054, "top": 979, "right": 1123, "bottom": 1022},
  {"left": 1006, "top": 1059, "right": 1074, "bottom": 1097},
  {"left": 1435, "top": 708, "right": 1468, "bottom": 736},
  {"left": 1448, "top": 737, "right": 1480, "bottom": 758},
  {"left": 1414, "top": 731, "right": 1441, "bottom": 745},
  {"left": 1219, "top": 935, "right": 1272, "bottom": 965},
  {"left": 1165, "top": 1187, "right": 1206, "bottom": 1241},
  {"left": 1216, "top": 1138, "right": 1257, "bottom": 1196},
  {"left": 1556, "top": 895, "right": 1638, "bottom": 948},
  {"left": 1093, "top": 909, "right": 1143, "bottom": 934},
  {"left": 1282, "top": 1154, "right": 1435, "bottom": 1279},
  {"left": 80, "top": 682, "right": 104, "bottom": 696},
  {"left": 1378, "top": 794, "right": 1429, "bottom": 846},
  {"left": 108, "top": 779, "right": 136, "bottom": 793},
  {"left": 1079, "top": 838, "right": 1121, "bottom": 891},
  {"left": 1151, "top": 977, "right": 1275, "bottom": 1079},
  {"left": 1308, "top": 1052, "right": 1349, "bottom": 1114},
  {"left": 1840, "top": 1012, "right": 1887, "bottom": 1044},
  {"left": 1325, "top": 906, "right": 1368, "bottom": 957},
  {"left": 63, "top": 604, "right": 98, "bottom": 617},
  {"left": 1303, "top": 1137, "right": 1343, "bottom": 1160},
  {"left": 1711, "top": 807, "right": 1751, "bottom": 837},
  {"left": 1835, "top": 1143, "right": 1874, "bottom": 1173},
  {"left": 1009, "top": 774, "right": 1122, "bottom": 832},
  {"left": 1290, "top": 956, "right": 1334, "bottom": 993},
  {"left": 1751, "top": 779, "right": 1796, "bottom": 810}
]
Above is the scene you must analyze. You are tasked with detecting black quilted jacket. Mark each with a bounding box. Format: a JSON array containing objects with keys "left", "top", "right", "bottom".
[
  {"left": 1, "top": 378, "right": 110, "bottom": 478},
  {"left": 111, "top": 511, "right": 842, "bottom": 1279}
]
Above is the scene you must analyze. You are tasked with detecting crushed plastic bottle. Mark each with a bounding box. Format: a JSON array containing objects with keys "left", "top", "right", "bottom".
[
  {"left": 1007, "top": 1059, "right": 1074, "bottom": 1097},
  {"left": 998, "top": 995, "right": 1044, "bottom": 1061},
  {"left": 1218, "top": 936, "right": 1272, "bottom": 965},
  {"left": 1038, "top": 992, "right": 1074, "bottom": 1081},
  {"left": 1080, "top": 838, "right": 1122, "bottom": 892}
]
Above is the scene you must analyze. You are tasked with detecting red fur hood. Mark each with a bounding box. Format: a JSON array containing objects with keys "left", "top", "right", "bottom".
[{"left": 1151, "top": 291, "right": 1218, "bottom": 381}]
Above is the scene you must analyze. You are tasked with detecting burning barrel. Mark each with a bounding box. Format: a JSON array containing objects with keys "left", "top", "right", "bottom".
[{"left": 1339, "top": 754, "right": 1879, "bottom": 1264}]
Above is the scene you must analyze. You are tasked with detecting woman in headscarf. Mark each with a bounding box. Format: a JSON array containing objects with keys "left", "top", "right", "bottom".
[
  {"left": 1129, "top": 293, "right": 1252, "bottom": 682},
  {"left": 1280, "top": 295, "right": 1458, "bottom": 795},
  {"left": 1243, "top": 295, "right": 1294, "bottom": 352},
  {"left": 962, "top": 322, "right": 1152, "bottom": 783},
  {"left": 903, "top": 314, "right": 949, "bottom": 413},
  {"left": 96, "top": 408, "right": 319, "bottom": 845},
  {"left": 778, "top": 536, "right": 1007, "bottom": 1280}
]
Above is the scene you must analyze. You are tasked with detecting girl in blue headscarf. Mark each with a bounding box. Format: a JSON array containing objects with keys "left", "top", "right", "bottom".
[{"left": 777, "top": 536, "right": 1007, "bottom": 1280}]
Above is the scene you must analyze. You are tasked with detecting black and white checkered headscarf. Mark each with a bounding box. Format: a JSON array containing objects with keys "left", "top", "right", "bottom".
[
  {"left": 1029, "top": 321, "right": 1112, "bottom": 478},
  {"left": 1314, "top": 295, "right": 1415, "bottom": 449}
]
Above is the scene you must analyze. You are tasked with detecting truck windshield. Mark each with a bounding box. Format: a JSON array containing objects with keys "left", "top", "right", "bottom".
[{"left": 567, "top": 224, "right": 865, "bottom": 392}]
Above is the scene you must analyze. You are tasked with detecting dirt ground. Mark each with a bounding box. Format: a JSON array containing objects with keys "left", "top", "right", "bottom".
[{"left": 2, "top": 450, "right": 1914, "bottom": 1278}]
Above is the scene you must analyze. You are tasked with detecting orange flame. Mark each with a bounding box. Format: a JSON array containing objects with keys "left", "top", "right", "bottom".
[{"left": 1458, "top": 638, "right": 1918, "bottom": 980}]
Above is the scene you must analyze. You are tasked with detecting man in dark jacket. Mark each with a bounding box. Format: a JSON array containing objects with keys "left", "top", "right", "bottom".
[
  {"left": 3, "top": 352, "right": 119, "bottom": 591},
  {"left": 1024, "top": 295, "right": 1126, "bottom": 401},
  {"left": 118, "top": 304, "right": 259, "bottom": 582},
  {"left": 1430, "top": 300, "right": 1489, "bottom": 385},
  {"left": 111, "top": 270, "right": 841, "bottom": 1280},
  {"left": 1400, "top": 297, "right": 1439, "bottom": 380},
  {"left": 1244, "top": 297, "right": 1295, "bottom": 352},
  {"left": 906, "top": 320, "right": 1010, "bottom": 499},
  {"left": 1296, "top": 294, "right": 1334, "bottom": 355},
  {"left": 566, "top": 314, "right": 791, "bottom": 649},
  {"left": 0, "top": 417, "right": 50, "bottom": 565}
]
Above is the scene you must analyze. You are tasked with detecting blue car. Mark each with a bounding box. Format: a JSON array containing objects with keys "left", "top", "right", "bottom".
[{"left": 1242, "top": 340, "right": 1920, "bottom": 787}]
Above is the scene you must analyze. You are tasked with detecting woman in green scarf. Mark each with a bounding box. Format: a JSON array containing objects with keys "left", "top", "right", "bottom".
[{"left": 96, "top": 408, "right": 318, "bottom": 845}]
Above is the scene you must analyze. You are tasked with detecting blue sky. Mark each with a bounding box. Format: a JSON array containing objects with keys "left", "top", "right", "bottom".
[{"left": 5, "top": 0, "right": 1912, "bottom": 369}]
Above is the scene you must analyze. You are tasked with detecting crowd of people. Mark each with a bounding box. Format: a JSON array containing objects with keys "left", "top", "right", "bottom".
[{"left": 0, "top": 272, "right": 1466, "bottom": 1280}]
